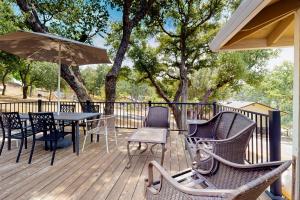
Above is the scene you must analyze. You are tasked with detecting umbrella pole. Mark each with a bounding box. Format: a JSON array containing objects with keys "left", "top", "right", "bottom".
[{"left": 57, "top": 43, "right": 61, "bottom": 115}]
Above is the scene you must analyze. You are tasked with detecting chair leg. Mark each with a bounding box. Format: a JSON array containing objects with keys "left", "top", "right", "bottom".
[
  {"left": 49, "top": 141, "right": 53, "bottom": 151},
  {"left": 51, "top": 141, "right": 57, "bottom": 165},
  {"left": 114, "top": 129, "right": 118, "bottom": 146},
  {"left": 0, "top": 135, "right": 5, "bottom": 156},
  {"left": 24, "top": 137, "right": 27, "bottom": 149},
  {"left": 16, "top": 139, "right": 24, "bottom": 163},
  {"left": 7, "top": 137, "right": 11, "bottom": 151},
  {"left": 72, "top": 132, "right": 75, "bottom": 153},
  {"left": 105, "top": 128, "right": 109, "bottom": 153},
  {"left": 82, "top": 133, "right": 88, "bottom": 152},
  {"left": 28, "top": 139, "right": 36, "bottom": 164}
]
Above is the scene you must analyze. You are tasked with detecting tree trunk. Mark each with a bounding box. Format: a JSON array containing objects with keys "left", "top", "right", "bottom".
[
  {"left": 61, "top": 64, "right": 92, "bottom": 105},
  {"left": 1, "top": 72, "right": 9, "bottom": 96},
  {"left": 23, "top": 84, "right": 28, "bottom": 99},
  {"left": 2, "top": 84, "right": 6, "bottom": 96},
  {"left": 104, "top": 28, "right": 132, "bottom": 115},
  {"left": 49, "top": 90, "right": 52, "bottom": 101},
  {"left": 29, "top": 85, "right": 33, "bottom": 97}
]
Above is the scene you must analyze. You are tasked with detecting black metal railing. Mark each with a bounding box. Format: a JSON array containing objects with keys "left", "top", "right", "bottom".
[{"left": 0, "top": 100, "right": 280, "bottom": 165}]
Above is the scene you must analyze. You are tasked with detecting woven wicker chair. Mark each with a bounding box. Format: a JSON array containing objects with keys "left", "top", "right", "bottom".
[
  {"left": 185, "top": 111, "right": 256, "bottom": 171},
  {"left": 144, "top": 106, "right": 169, "bottom": 129},
  {"left": 145, "top": 148, "right": 291, "bottom": 200}
]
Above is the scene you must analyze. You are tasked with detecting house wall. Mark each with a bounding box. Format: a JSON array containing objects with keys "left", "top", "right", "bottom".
[{"left": 242, "top": 103, "right": 274, "bottom": 115}]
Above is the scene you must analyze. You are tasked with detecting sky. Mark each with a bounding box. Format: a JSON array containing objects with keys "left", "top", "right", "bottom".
[{"left": 268, "top": 47, "right": 294, "bottom": 69}]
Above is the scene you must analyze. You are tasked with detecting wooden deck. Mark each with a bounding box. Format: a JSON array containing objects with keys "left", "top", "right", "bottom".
[{"left": 0, "top": 129, "right": 270, "bottom": 200}]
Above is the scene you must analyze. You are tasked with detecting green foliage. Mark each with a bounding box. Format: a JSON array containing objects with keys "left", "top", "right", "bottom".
[
  {"left": 0, "top": 1, "right": 19, "bottom": 34},
  {"left": 189, "top": 50, "right": 278, "bottom": 101},
  {"left": 234, "top": 61, "right": 293, "bottom": 129},
  {"left": 32, "top": 0, "right": 109, "bottom": 43},
  {"left": 116, "top": 67, "right": 158, "bottom": 101},
  {"left": 81, "top": 65, "right": 109, "bottom": 96},
  {"left": 30, "top": 62, "right": 64, "bottom": 92}
]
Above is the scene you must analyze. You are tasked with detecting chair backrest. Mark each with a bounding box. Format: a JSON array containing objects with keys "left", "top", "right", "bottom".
[
  {"left": 81, "top": 103, "right": 100, "bottom": 113},
  {"left": 60, "top": 104, "right": 75, "bottom": 113},
  {"left": 29, "top": 112, "right": 57, "bottom": 136},
  {"left": 102, "top": 115, "right": 115, "bottom": 129},
  {"left": 144, "top": 106, "right": 169, "bottom": 128},
  {"left": 1, "top": 112, "right": 22, "bottom": 130},
  {"left": 212, "top": 111, "right": 255, "bottom": 140}
]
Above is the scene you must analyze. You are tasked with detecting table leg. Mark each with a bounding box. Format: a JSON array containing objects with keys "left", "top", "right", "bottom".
[
  {"left": 126, "top": 141, "right": 132, "bottom": 169},
  {"left": 75, "top": 121, "right": 80, "bottom": 156},
  {"left": 161, "top": 144, "right": 165, "bottom": 166}
]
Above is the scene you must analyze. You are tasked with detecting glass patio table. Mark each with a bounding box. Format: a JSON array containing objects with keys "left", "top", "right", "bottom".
[{"left": 20, "top": 112, "right": 101, "bottom": 155}]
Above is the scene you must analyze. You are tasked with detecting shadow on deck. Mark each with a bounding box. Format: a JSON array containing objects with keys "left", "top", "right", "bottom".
[{"left": 0, "top": 130, "right": 270, "bottom": 200}]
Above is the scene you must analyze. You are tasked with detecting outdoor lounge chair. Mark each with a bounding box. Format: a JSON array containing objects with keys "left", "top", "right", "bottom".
[
  {"left": 0, "top": 112, "right": 33, "bottom": 162},
  {"left": 185, "top": 111, "right": 256, "bottom": 171},
  {"left": 82, "top": 115, "right": 117, "bottom": 153},
  {"left": 145, "top": 148, "right": 291, "bottom": 200}
]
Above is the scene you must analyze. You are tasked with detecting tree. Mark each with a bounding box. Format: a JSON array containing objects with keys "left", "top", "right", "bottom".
[
  {"left": 81, "top": 65, "right": 109, "bottom": 97},
  {"left": 104, "top": 0, "right": 157, "bottom": 114},
  {"left": 0, "top": 1, "right": 22, "bottom": 95},
  {"left": 126, "top": 1, "right": 277, "bottom": 129},
  {"left": 234, "top": 61, "right": 293, "bottom": 129},
  {"left": 14, "top": 0, "right": 108, "bottom": 103},
  {"left": 0, "top": 52, "right": 19, "bottom": 95},
  {"left": 30, "top": 62, "right": 61, "bottom": 100}
]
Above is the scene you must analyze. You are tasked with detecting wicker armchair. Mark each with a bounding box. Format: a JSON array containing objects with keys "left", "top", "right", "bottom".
[
  {"left": 185, "top": 111, "right": 256, "bottom": 171},
  {"left": 145, "top": 149, "right": 291, "bottom": 200}
]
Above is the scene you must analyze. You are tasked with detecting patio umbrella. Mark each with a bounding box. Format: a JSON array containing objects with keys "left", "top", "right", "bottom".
[
  {"left": 210, "top": 0, "right": 300, "bottom": 199},
  {"left": 0, "top": 31, "right": 111, "bottom": 114}
]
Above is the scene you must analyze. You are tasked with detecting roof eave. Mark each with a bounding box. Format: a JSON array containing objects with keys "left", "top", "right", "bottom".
[{"left": 209, "top": 0, "right": 272, "bottom": 52}]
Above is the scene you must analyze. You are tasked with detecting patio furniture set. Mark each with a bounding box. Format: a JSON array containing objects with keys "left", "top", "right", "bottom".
[
  {"left": 140, "top": 109, "right": 291, "bottom": 200},
  {"left": 0, "top": 104, "right": 291, "bottom": 199},
  {"left": 0, "top": 103, "right": 117, "bottom": 165}
]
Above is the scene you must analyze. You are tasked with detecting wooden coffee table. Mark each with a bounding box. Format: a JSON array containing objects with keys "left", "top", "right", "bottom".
[{"left": 126, "top": 127, "right": 167, "bottom": 169}]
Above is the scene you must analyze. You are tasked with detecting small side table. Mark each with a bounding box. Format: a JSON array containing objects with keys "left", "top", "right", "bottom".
[{"left": 126, "top": 127, "right": 167, "bottom": 169}]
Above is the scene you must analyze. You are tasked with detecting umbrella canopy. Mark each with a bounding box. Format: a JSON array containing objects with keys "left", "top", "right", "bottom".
[
  {"left": 210, "top": 0, "right": 300, "bottom": 199},
  {"left": 0, "top": 31, "right": 111, "bottom": 66},
  {"left": 0, "top": 31, "right": 110, "bottom": 115}
]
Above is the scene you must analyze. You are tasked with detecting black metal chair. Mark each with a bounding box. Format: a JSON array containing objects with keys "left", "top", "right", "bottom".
[
  {"left": 28, "top": 112, "right": 64, "bottom": 165},
  {"left": 59, "top": 104, "right": 76, "bottom": 135},
  {"left": 60, "top": 104, "right": 76, "bottom": 113},
  {"left": 0, "top": 112, "right": 33, "bottom": 162}
]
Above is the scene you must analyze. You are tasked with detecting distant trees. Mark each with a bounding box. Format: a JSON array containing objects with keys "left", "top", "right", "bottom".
[
  {"left": 234, "top": 61, "right": 293, "bottom": 129},
  {"left": 81, "top": 65, "right": 109, "bottom": 97}
]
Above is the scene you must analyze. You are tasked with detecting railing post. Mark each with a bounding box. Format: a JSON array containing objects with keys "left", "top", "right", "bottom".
[
  {"left": 212, "top": 101, "right": 217, "bottom": 116},
  {"left": 38, "top": 99, "right": 42, "bottom": 112},
  {"left": 268, "top": 110, "right": 282, "bottom": 197},
  {"left": 148, "top": 101, "right": 152, "bottom": 107}
]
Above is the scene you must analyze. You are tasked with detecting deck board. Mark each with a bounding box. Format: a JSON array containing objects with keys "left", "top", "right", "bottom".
[{"left": 0, "top": 129, "right": 270, "bottom": 200}]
